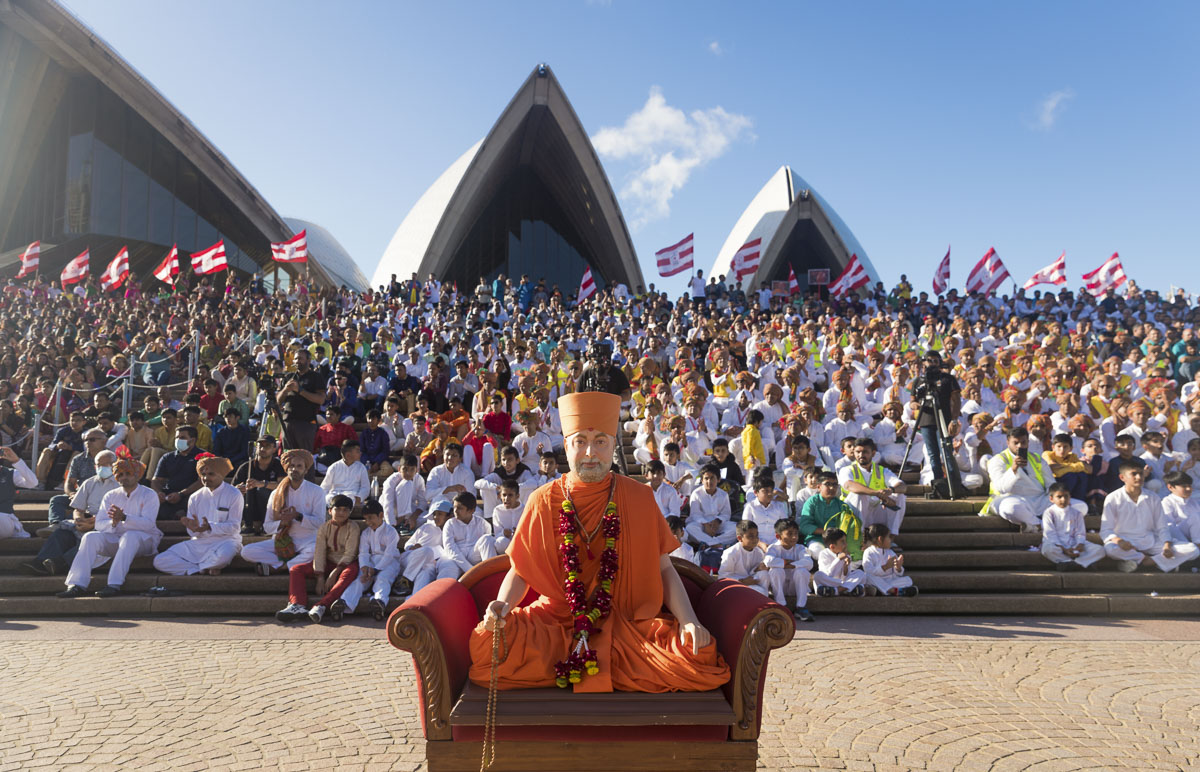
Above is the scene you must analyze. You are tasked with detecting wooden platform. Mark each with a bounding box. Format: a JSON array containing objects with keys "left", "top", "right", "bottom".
[{"left": 450, "top": 682, "right": 736, "bottom": 726}]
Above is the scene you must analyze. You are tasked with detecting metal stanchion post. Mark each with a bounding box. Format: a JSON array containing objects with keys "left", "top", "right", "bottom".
[
  {"left": 52, "top": 379, "right": 63, "bottom": 425},
  {"left": 30, "top": 411, "right": 40, "bottom": 467}
]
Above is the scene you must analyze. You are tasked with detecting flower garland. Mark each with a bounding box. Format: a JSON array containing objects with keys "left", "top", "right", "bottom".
[{"left": 553, "top": 494, "right": 620, "bottom": 688}]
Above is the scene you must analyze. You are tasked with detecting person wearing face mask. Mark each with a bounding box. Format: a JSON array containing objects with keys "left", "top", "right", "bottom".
[
  {"left": 151, "top": 426, "right": 204, "bottom": 520},
  {"left": 20, "top": 450, "right": 119, "bottom": 576},
  {"left": 57, "top": 458, "right": 161, "bottom": 598},
  {"left": 0, "top": 446, "right": 38, "bottom": 540}
]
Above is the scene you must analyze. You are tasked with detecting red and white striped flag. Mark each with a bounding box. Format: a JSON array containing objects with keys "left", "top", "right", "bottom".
[
  {"left": 100, "top": 247, "right": 130, "bottom": 291},
  {"left": 191, "top": 240, "right": 227, "bottom": 275},
  {"left": 788, "top": 266, "right": 800, "bottom": 295},
  {"left": 731, "top": 238, "right": 762, "bottom": 283},
  {"left": 964, "top": 247, "right": 1010, "bottom": 294},
  {"left": 655, "top": 233, "right": 693, "bottom": 277},
  {"left": 15, "top": 241, "right": 39, "bottom": 279},
  {"left": 1023, "top": 251, "right": 1067, "bottom": 290},
  {"left": 1082, "top": 253, "right": 1128, "bottom": 295},
  {"left": 271, "top": 230, "right": 308, "bottom": 263},
  {"left": 932, "top": 246, "right": 951, "bottom": 295},
  {"left": 830, "top": 254, "right": 870, "bottom": 298},
  {"left": 153, "top": 245, "right": 180, "bottom": 286},
  {"left": 576, "top": 267, "right": 596, "bottom": 304},
  {"left": 60, "top": 249, "right": 89, "bottom": 287}
]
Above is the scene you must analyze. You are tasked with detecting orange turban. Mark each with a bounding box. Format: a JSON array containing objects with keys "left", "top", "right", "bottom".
[
  {"left": 559, "top": 392, "right": 621, "bottom": 438},
  {"left": 196, "top": 454, "right": 234, "bottom": 477}
]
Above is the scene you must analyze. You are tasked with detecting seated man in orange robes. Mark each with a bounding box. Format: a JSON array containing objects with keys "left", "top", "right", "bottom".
[{"left": 468, "top": 391, "right": 730, "bottom": 693}]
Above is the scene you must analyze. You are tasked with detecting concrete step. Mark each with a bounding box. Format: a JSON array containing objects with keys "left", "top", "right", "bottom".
[
  {"left": 906, "top": 569, "right": 1200, "bottom": 593},
  {"left": 896, "top": 532, "right": 1036, "bottom": 550},
  {"left": 0, "top": 593, "right": 406, "bottom": 616},
  {"left": 804, "top": 593, "right": 1200, "bottom": 615},
  {"left": 903, "top": 498, "right": 988, "bottom": 515},
  {"left": 0, "top": 535, "right": 275, "bottom": 554},
  {"left": 900, "top": 550, "right": 1047, "bottom": 570},
  {"left": 902, "top": 515, "right": 1017, "bottom": 532},
  {"left": 0, "top": 572, "right": 290, "bottom": 595}
]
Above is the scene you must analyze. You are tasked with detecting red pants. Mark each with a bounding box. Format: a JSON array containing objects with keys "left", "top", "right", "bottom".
[{"left": 289, "top": 561, "right": 359, "bottom": 607}]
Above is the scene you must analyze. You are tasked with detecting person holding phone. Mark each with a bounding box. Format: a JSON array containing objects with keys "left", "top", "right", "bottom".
[{"left": 983, "top": 427, "right": 1054, "bottom": 534}]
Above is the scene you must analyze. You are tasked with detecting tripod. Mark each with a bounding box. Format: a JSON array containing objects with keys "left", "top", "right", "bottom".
[{"left": 899, "top": 402, "right": 967, "bottom": 500}]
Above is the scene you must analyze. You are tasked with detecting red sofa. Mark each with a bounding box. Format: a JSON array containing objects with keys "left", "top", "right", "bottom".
[{"left": 387, "top": 556, "right": 794, "bottom": 772}]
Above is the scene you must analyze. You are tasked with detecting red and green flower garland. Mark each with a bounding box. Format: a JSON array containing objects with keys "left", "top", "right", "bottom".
[{"left": 554, "top": 497, "right": 620, "bottom": 688}]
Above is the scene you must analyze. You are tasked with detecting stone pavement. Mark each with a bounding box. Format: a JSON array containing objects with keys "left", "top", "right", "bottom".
[{"left": 3, "top": 617, "right": 1200, "bottom": 771}]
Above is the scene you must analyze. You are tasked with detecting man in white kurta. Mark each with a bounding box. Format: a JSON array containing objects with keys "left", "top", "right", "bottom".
[
  {"left": 241, "top": 450, "right": 327, "bottom": 572},
  {"left": 1101, "top": 464, "right": 1200, "bottom": 572},
  {"left": 340, "top": 501, "right": 401, "bottom": 618},
  {"left": 0, "top": 447, "right": 38, "bottom": 539},
  {"left": 59, "top": 459, "right": 161, "bottom": 597},
  {"left": 838, "top": 439, "right": 907, "bottom": 536},
  {"left": 154, "top": 456, "right": 244, "bottom": 576},
  {"left": 984, "top": 429, "right": 1052, "bottom": 532}
]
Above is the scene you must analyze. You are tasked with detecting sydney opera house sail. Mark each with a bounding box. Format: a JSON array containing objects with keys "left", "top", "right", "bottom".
[
  {"left": 0, "top": 0, "right": 362, "bottom": 290},
  {"left": 374, "top": 65, "right": 644, "bottom": 294},
  {"left": 712, "top": 166, "right": 878, "bottom": 294}
]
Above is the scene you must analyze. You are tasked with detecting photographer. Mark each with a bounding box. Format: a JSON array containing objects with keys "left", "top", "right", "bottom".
[
  {"left": 910, "top": 351, "right": 963, "bottom": 497},
  {"left": 576, "top": 343, "right": 631, "bottom": 400},
  {"left": 983, "top": 427, "right": 1052, "bottom": 533},
  {"left": 279, "top": 349, "right": 326, "bottom": 453}
]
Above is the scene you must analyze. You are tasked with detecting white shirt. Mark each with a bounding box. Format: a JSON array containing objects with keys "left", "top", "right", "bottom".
[
  {"left": 512, "top": 431, "right": 553, "bottom": 469},
  {"left": 838, "top": 461, "right": 902, "bottom": 492},
  {"left": 743, "top": 499, "right": 788, "bottom": 541},
  {"left": 381, "top": 473, "right": 427, "bottom": 526},
  {"left": 264, "top": 479, "right": 327, "bottom": 546},
  {"left": 817, "top": 547, "right": 851, "bottom": 579},
  {"left": 669, "top": 542, "right": 696, "bottom": 565},
  {"left": 320, "top": 459, "right": 370, "bottom": 502},
  {"left": 649, "top": 481, "right": 682, "bottom": 519},
  {"left": 491, "top": 504, "right": 523, "bottom": 538},
  {"left": 184, "top": 482, "right": 244, "bottom": 544},
  {"left": 1101, "top": 487, "right": 1170, "bottom": 551},
  {"left": 426, "top": 462, "right": 476, "bottom": 503},
  {"left": 405, "top": 520, "right": 446, "bottom": 558},
  {"left": 688, "top": 487, "right": 731, "bottom": 523},
  {"left": 359, "top": 522, "right": 401, "bottom": 570},
  {"left": 718, "top": 543, "right": 766, "bottom": 580},
  {"left": 442, "top": 514, "right": 492, "bottom": 572},
  {"left": 1161, "top": 494, "right": 1200, "bottom": 544},
  {"left": 862, "top": 545, "right": 904, "bottom": 580},
  {"left": 96, "top": 485, "right": 162, "bottom": 546},
  {"left": 1041, "top": 501, "right": 1088, "bottom": 551},
  {"left": 764, "top": 541, "right": 811, "bottom": 571}
]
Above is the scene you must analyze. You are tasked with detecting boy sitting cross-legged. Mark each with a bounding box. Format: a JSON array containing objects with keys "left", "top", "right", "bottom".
[
  {"left": 1040, "top": 482, "right": 1106, "bottom": 572},
  {"left": 813, "top": 527, "right": 867, "bottom": 597}
]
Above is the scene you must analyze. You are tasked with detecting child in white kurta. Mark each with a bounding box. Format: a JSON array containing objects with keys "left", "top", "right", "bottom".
[
  {"left": 441, "top": 492, "right": 495, "bottom": 577},
  {"left": 718, "top": 520, "right": 769, "bottom": 596},
  {"left": 813, "top": 528, "right": 866, "bottom": 595},
  {"left": 403, "top": 501, "right": 458, "bottom": 593},
  {"left": 665, "top": 516, "right": 697, "bottom": 565},
  {"left": 153, "top": 464, "right": 244, "bottom": 576},
  {"left": 380, "top": 455, "right": 426, "bottom": 529},
  {"left": 687, "top": 468, "right": 738, "bottom": 548},
  {"left": 340, "top": 501, "right": 401, "bottom": 618},
  {"left": 1101, "top": 463, "right": 1200, "bottom": 572},
  {"left": 743, "top": 481, "right": 789, "bottom": 542},
  {"left": 861, "top": 524, "right": 916, "bottom": 596},
  {"left": 1040, "top": 484, "right": 1105, "bottom": 570},
  {"left": 763, "top": 520, "right": 814, "bottom": 621},
  {"left": 487, "top": 479, "right": 524, "bottom": 553},
  {"left": 1162, "top": 472, "right": 1200, "bottom": 548}
]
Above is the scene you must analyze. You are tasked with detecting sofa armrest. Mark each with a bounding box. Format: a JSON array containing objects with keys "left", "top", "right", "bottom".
[
  {"left": 695, "top": 578, "right": 794, "bottom": 741},
  {"left": 386, "top": 578, "right": 481, "bottom": 740}
]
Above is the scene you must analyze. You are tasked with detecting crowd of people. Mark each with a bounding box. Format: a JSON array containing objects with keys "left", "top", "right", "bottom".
[{"left": 3, "top": 265, "right": 1200, "bottom": 622}]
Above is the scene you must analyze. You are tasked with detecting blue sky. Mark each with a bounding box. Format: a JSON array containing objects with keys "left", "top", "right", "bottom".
[{"left": 66, "top": 0, "right": 1200, "bottom": 296}]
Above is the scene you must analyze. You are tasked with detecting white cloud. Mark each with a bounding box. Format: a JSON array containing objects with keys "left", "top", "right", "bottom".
[
  {"left": 1034, "top": 88, "right": 1074, "bottom": 130},
  {"left": 593, "top": 87, "right": 752, "bottom": 227},
  {"left": 709, "top": 41, "right": 722, "bottom": 55}
]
